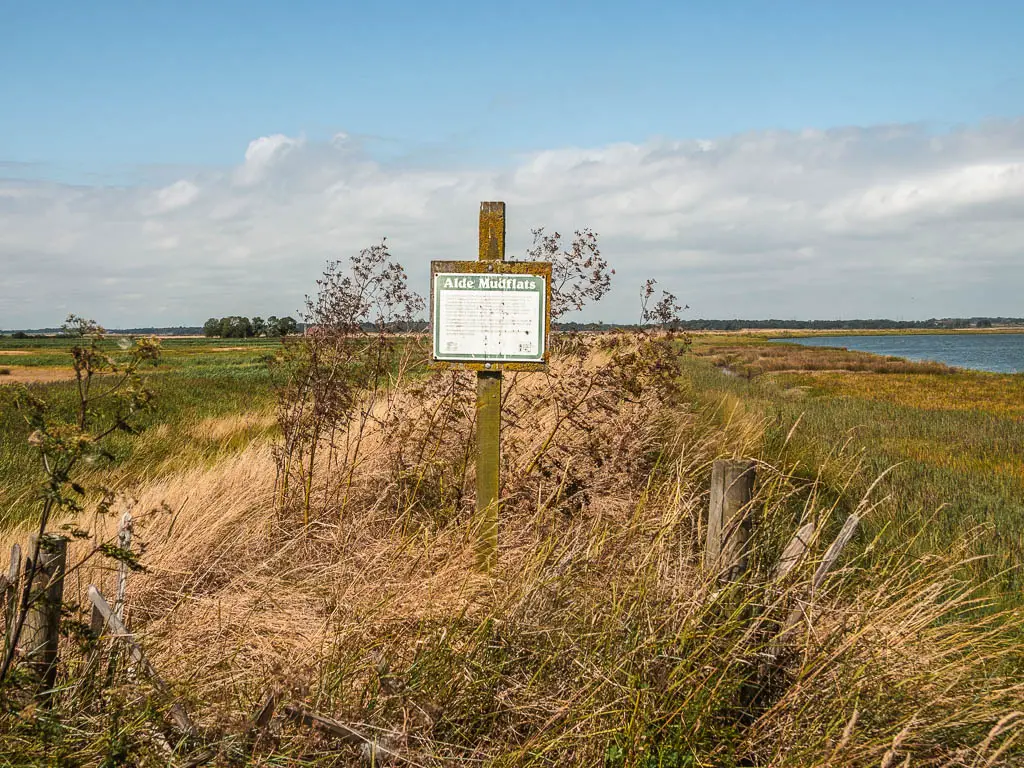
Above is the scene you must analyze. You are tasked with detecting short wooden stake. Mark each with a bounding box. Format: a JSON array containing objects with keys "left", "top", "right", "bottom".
[
  {"left": 773, "top": 521, "right": 816, "bottom": 582},
  {"left": 24, "top": 534, "right": 67, "bottom": 694},
  {"left": 705, "top": 459, "right": 757, "bottom": 580},
  {"left": 475, "top": 201, "right": 505, "bottom": 571},
  {"left": 91, "top": 509, "right": 134, "bottom": 638},
  {"left": 114, "top": 509, "right": 133, "bottom": 619}
]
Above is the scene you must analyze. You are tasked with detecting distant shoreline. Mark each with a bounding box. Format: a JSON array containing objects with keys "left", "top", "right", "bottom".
[{"left": 762, "top": 327, "right": 1024, "bottom": 338}]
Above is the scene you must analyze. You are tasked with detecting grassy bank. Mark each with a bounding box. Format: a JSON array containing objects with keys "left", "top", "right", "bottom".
[{"left": 686, "top": 334, "right": 1024, "bottom": 601}]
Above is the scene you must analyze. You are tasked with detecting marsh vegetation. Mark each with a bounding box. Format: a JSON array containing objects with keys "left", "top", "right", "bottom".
[{"left": 0, "top": 269, "right": 1021, "bottom": 765}]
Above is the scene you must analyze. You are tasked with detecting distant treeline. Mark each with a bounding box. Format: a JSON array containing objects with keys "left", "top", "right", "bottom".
[
  {"left": 203, "top": 316, "right": 299, "bottom": 338},
  {"left": 3, "top": 326, "right": 207, "bottom": 336}
]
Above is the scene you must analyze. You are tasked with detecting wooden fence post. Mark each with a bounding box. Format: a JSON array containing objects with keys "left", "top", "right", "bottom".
[
  {"left": 24, "top": 534, "right": 67, "bottom": 694},
  {"left": 4, "top": 544, "right": 21, "bottom": 647},
  {"left": 114, "top": 509, "right": 133, "bottom": 620},
  {"left": 705, "top": 459, "right": 757, "bottom": 580}
]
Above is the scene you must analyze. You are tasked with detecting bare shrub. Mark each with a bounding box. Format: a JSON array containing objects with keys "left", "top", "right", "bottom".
[
  {"left": 270, "top": 240, "right": 425, "bottom": 527},
  {"left": 525, "top": 227, "right": 612, "bottom": 321}
]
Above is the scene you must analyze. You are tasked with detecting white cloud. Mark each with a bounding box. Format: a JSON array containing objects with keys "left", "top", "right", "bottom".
[
  {"left": 2, "top": 120, "right": 1024, "bottom": 328},
  {"left": 151, "top": 179, "right": 199, "bottom": 213},
  {"left": 235, "top": 134, "right": 303, "bottom": 186},
  {"left": 821, "top": 161, "right": 1024, "bottom": 230}
]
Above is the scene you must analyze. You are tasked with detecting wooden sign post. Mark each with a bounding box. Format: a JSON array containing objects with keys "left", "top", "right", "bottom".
[
  {"left": 430, "top": 202, "right": 551, "bottom": 570},
  {"left": 476, "top": 202, "right": 504, "bottom": 570}
]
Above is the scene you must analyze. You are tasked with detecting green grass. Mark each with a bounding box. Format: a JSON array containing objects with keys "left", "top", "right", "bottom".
[
  {"left": 679, "top": 341, "right": 1024, "bottom": 603},
  {"left": 1, "top": 334, "right": 281, "bottom": 366},
  {"left": 0, "top": 337, "right": 280, "bottom": 527}
]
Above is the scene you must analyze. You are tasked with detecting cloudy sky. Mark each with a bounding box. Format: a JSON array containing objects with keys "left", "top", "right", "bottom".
[{"left": 2, "top": 1, "right": 1023, "bottom": 328}]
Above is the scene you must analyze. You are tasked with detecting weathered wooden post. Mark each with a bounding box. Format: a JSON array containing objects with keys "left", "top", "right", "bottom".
[
  {"left": 705, "top": 459, "right": 757, "bottom": 580},
  {"left": 2, "top": 544, "right": 20, "bottom": 663},
  {"left": 4, "top": 544, "right": 20, "bottom": 640},
  {"left": 91, "top": 508, "right": 133, "bottom": 638},
  {"left": 430, "top": 203, "right": 552, "bottom": 572},
  {"left": 114, "top": 508, "right": 133, "bottom": 619},
  {"left": 24, "top": 534, "right": 67, "bottom": 693},
  {"left": 476, "top": 202, "right": 505, "bottom": 570}
]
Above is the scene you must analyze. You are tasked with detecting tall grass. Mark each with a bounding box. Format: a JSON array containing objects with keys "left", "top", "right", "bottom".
[
  {"left": 678, "top": 350, "right": 1024, "bottom": 604},
  {"left": 1, "top": 337, "right": 1021, "bottom": 765},
  {"left": 0, "top": 362, "right": 277, "bottom": 529}
]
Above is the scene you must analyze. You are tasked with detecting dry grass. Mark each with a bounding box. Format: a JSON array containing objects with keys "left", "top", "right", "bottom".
[
  {"left": 188, "top": 412, "right": 278, "bottom": 442},
  {"left": 2, "top": 337, "right": 1022, "bottom": 765},
  {"left": 772, "top": 370, "right": 1024, "bottom": 417},
  {"left": 0, "top": 366, "right": 77, "bottom": 385}
]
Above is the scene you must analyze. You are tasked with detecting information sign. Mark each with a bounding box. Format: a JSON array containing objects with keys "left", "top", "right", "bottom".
[{"left": 430, "top": 261, "right": 551, "bottom": 369}]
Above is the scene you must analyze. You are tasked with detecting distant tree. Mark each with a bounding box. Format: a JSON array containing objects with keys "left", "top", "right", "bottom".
[
  {"left": 201, "top": 315, "right": 295, "bottom": 338},
  {"left": 276, "top": 316, "right": 298, "bottom": 337},
  {"left": 218, "top": 316, "right": 253, "bottom": 338}
]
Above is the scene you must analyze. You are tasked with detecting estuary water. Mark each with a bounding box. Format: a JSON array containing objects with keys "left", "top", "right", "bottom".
[{"left": 775, "top": 333, "right": 1024, "bottom": 374}]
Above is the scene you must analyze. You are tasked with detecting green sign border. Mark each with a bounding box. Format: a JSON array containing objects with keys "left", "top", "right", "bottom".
[{"left": 433, "top": 272, "right": 547, "bottom": 362}]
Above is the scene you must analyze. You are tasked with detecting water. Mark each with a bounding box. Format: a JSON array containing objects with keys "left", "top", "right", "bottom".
[{"left": 774, "top": 333, "right": 1024, "bottom": 374}]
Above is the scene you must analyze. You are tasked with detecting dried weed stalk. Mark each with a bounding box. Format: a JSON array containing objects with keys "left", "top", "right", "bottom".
[{"left": 270, "top": 240, "right": 425, "bottom": 528}]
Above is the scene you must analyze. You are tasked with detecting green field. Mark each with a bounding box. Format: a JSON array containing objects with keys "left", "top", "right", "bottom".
[{"left": 0, "top": 336, "right": 280, "bottom": 527}]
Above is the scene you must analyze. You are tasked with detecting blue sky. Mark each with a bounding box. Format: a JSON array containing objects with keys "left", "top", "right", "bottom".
[
  {"left": 2, "top": 1, "right": 1023, "bottom": 325},
  {"left": 4, "top": 1, "right": 1022, "bottom": 174}
]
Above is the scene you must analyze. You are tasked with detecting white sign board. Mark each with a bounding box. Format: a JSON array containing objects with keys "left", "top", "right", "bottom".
[{"left": 433, "top": 272, "right": 547, "bottom": 362}]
